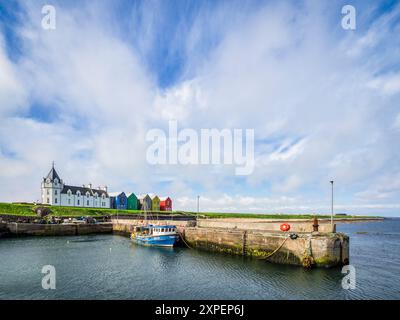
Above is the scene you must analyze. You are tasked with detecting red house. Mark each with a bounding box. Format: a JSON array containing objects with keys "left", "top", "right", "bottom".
[{"left": 159, "top": 197, "right": 172, "bottom": 211}]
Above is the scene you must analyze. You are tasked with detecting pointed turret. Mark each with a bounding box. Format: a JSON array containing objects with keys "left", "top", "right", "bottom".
[{"left": 44, "top": 162, "right": 61, "bottom": 182}]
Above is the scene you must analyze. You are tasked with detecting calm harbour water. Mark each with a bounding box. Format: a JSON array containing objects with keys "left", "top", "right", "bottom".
[{"left": 0, "top": 218, "right": 399, "bottom": 300}]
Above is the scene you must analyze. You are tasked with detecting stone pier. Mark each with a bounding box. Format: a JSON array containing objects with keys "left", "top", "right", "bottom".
[
  {"left": 3, "top": 222, "right": 113, "bottom": 236},
  {"left": 183, "top": 227, "right": 349, "bottom": 268},
  {"left": 112, "top": 218, "right": 349, "bottom": 268}
]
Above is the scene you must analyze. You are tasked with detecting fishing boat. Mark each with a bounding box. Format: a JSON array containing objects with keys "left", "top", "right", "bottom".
[
  {"left": 130, "top": 224, "right": 179, "bottom": 247},
  {"left": 130, "top": 202, "right": 179, "bottom": 247}
]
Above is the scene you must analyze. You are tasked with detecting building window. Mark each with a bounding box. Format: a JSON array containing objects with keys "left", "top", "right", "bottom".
[
  {"left": 47, "top": 198, "right": 49, "bottom": 204},
  {"left": 47, "top": 189, "right": 49, "bottom": 195},
  {"left": 68, "top": 199, "right": 71, "bottom": 204},
  {"left": 55, "top": 190, "right": 57, "bottom": 195},
  {"left": 55, "top": 198, "right": 57, "bottom": 204},
  {"left": 87, "top": 200, "right": 89, "bottom": 206},
  {"left": 77, "top": 200, "right": 80, "bottom": 205}
]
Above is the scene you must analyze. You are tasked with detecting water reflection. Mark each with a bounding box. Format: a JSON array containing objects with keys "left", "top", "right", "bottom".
[{"left": 0, "top": 219, "right": 399, "bottom": 299}]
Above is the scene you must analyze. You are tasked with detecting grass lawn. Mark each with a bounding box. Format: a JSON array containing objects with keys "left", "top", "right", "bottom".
[
  {"left": 0, "top": 202, "right": 143, "bottom": 217},
  {"left": 0, "top": 202, "right": 378, "bottom": 219}
]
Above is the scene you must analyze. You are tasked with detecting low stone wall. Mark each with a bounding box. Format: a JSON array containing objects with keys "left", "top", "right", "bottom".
[
  {"left": 5, "top": 222, "right": 113, "bottom": 236},
  {"left": 197, "top": 218, "right": 335, "bottom": 233},
  {"left": 183, "top": 227, "right": 349, "bottom": 268},
  {"left": 111, "top": 218, "right": 195, "bottom": 236}
]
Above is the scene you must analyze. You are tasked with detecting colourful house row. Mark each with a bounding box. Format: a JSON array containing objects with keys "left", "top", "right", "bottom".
[{"left": 108, "top": 192, "right": 172, "bottom": 211}]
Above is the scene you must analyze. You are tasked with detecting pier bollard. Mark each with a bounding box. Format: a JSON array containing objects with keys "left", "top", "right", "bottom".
[{"left": 313, "top": 217, "right": 319, "bottom": 232}]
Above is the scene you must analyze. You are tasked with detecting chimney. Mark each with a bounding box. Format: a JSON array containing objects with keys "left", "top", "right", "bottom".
[
  {"left": 104, "top": 186, "right": 108, "bottom": 192},
  {"left": 82, "top": 184, "right": 85, "bottom": 188},
  {"left": 88, "top": 183, "right": 92, "bottom": 189}
]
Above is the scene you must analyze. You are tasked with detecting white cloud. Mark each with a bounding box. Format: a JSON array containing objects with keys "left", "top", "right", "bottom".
[
  {"left": 176, "top": 194, "right": 400, "bottom": 214},
  {"left": 0, "top": 36, "right": 27, "bottom": 116},
  {"left": 367, "top": 74, "right": 400, "bottom": 96},
  {"left": 0, "top": 1, "right": 399, "bottom": 215}
]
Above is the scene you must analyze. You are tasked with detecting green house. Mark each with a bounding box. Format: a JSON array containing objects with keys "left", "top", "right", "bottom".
[{"left": 127, "top": 193, "right": 138, "bottom": 210}]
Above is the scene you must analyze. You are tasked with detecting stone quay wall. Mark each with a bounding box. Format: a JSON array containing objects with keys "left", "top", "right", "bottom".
[
  {"left": 4, "top": 222, "right": 113, "bottom": 236},
  {"left": 183, "top": 227, "right": 349, "bottom": 268}
]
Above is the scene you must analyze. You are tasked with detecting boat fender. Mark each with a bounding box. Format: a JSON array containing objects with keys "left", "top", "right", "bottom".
[{"left": 280, "top": 223, "right": 291, "bottom": 232}]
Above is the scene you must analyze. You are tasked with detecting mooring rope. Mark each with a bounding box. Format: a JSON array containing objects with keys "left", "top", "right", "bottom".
[
  {"left": 259, "top": 235, "right": 290, "bottom": 260},
  {"left": 177, "top": 230, "right": 192, "bottom": 249}
]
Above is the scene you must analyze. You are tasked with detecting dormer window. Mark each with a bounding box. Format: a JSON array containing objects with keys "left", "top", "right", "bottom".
[
  {"left": 86, "top": 192, "right": 90, "bottom": 197},
  {"left": 77, "top": 191, "right": 81, "bottom": 197},
  {"left": 67, "top": 190, "right": 72, "bottom": 196},
  {"left": 102, "top": 194, "right": 105, "bottom": 199},
  {"left": 54, "top": 178, "right": 58, "bottom": 184}
]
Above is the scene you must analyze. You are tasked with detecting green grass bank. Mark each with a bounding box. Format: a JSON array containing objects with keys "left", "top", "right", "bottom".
[{"left": 0, "top": 202, "right": 378, "bottom": 219}]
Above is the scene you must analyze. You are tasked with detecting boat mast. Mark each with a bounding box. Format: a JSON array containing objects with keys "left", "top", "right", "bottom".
[{"left": 144, "top": 201, "right": 147, "bottom": 224}]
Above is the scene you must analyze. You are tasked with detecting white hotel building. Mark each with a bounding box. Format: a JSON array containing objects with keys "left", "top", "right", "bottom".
[{"left": 41, "top": 165, "right": 110, "bottom": 208}]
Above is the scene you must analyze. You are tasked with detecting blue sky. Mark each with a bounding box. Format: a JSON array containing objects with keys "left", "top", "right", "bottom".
[{"left": 0, "top": 0, "right": 400, "bottom": 216}]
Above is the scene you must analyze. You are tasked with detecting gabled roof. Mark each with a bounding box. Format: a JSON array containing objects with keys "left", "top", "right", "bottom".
[
  {"left": 148, "top": 193, "right": 159, "bottom": 200},
  {"left": 61, "top": 185, "right": 108, "bottom": 197},
  {"left": 137, "top": 194, "right": 151, "bottom": 200},
  {"left": 44, "top": 166, "right": 61, "bottom": 182},
  {"left": 127, "top": 192, "right": 137, "bottom": 198},
  {"left": 108, "top": 191, "right": 126, "bottom": 198},
  {"left": 159, "top": 196, "right": 171, "bottom": 201}
]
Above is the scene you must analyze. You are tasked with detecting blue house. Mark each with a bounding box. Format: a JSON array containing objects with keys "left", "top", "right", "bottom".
[{"left": 109, "top": 192, "right": 128, "bottom": 210}]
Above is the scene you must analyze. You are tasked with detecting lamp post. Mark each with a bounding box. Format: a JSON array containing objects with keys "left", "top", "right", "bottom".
[
  {"left": 197, "top": 195, "right": 200, "bottom": 220},
  {"left": 330, "top": 180, "right": 334, "bottom": 229}
]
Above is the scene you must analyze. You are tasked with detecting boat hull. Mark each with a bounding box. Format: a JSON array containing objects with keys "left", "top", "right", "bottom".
[{"left": 131, "top": 234, "right": 179, "bottom": 247}]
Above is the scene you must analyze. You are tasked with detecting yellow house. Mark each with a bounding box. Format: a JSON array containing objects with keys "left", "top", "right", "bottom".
[{"left": 149, "top": 194, "right": 160, "bottom": 211}]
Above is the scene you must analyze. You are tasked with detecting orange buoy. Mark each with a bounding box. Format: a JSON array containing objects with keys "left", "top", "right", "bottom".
[{"left": 280, "top": 223, "right": 291, "bottom": 232}]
